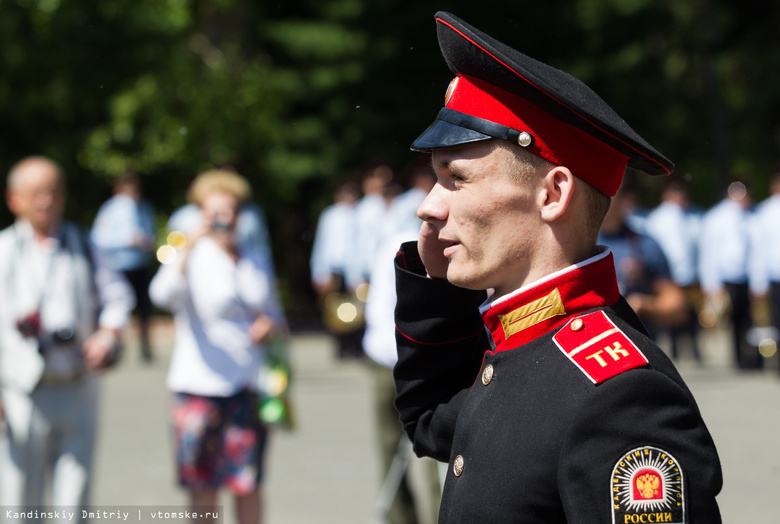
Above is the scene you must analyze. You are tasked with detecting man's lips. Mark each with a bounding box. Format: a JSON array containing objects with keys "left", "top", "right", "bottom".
[{"left": 442, "top": 240, "right": 460, "bottom": 257}]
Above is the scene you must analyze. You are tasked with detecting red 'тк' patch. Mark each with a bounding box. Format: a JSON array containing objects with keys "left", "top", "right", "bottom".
[{"left": 552, "top": 311, "right": 648, "bottom": 384}]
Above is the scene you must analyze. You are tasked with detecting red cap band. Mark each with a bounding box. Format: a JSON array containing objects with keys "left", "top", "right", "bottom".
[{"left": 445, "top": 75, "right": 629, "bottom": 196}]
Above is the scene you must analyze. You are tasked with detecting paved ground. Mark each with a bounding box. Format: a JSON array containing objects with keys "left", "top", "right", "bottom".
[{"left": 87, "top": 317, "right": 780, "bottom": 523}]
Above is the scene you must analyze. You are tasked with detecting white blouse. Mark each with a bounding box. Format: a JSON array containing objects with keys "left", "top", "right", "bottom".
[{"left": 150, "top": 236, "right": 282, "bottom": 397}]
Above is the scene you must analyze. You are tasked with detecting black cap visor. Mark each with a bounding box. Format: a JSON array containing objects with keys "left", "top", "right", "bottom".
[
  {"left": 412, "top": 117, "right": 490, "bottom": 152},
  {"left": 411, "top": 108, "right": 526, "bottom": 152}
]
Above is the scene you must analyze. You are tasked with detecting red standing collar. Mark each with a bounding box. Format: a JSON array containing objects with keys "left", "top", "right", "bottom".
[{"left": 480, "top": 249, "right": 620, "bottom": 352}]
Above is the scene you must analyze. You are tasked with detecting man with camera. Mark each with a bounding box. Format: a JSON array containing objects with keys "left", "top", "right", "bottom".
[{"left": 0, "top": 156, "right": 135, "bottom": 520}]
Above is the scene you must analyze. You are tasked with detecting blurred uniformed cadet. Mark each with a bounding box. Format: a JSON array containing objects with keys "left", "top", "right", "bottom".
[
  {"left": 645, "top": 180, "right": 701, "bottom": 289},
  {"left": 599, "top": 183, "right": 687, "bottom": 342},
  {"left": 699, "top": 180, "right": 761, "bottom": 369},
  {"left": 750, "top": 164, "right": 780, "bottom": 359},
  {"left": 392, "top": 12, "right": 722, "bottom": 523},
  {"left": 384, "top": 158, "right": 437, "bottom": 239},
  {"left": 310, "top": 182, "right": 364, "bottom": 358},
  {"left": 644, "top": 179, "right": 703, "bottom": 361},
  {"left": 354, "top": 164, "right": 393, "bottom": 285}
]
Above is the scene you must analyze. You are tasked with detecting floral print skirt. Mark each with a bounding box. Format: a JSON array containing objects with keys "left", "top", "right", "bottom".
[{"left": 171, "top": 389, "right": 268, "bottom": 495}]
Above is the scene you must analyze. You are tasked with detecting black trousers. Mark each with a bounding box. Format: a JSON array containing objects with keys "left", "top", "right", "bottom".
[
  {"left": 771, "top": 281, "right": 780, "bottom": 333},
  {"left": 123, "top": 266, "right": 153, "bottom": 359},
  {"left": 725, "top": 281, "right": 761, "bottom": 369}
]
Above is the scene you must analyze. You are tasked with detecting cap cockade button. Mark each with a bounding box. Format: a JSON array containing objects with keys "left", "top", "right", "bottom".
[
  {"left": 482, "top": 364, "right": 494, "bottom": 386},
  {"left": 570, "top": 318, "right": 584, "bottom": 331},
  {"left": 517, "top": 131, "right": 533, "bottom": 148},
  {"left": 453, "top": 455, "right": 465, "bottom": 476}
]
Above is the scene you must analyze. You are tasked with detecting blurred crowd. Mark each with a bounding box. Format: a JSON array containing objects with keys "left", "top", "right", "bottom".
[
  {"left": 312, "top": 161, "right": 780, "bottom": 378},
  {"left": 0, "top": 157, "right": 285, "bottom": 524},
  {"left": 1, "top": 152, "right": 780, "bottom": 524},
  {"left": 601, "top": 173, "right": 780, "bottom": 373}
]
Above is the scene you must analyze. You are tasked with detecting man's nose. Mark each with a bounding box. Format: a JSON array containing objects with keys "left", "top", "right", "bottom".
[{"left": 417, "top": 183, "right": 447, "bottom": 224}]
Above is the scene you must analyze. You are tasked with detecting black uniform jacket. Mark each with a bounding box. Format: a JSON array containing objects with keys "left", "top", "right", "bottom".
[{"left": 393, "top": 243, "right": 722, "bottom": 523}]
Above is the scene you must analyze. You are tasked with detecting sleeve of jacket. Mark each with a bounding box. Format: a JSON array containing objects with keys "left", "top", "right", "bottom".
[
  {"left": 558, "top": 367, "right": 722, "bottom": 523},
  {"left": 392, "top": 241, "right": 488, "bottom": 462}
]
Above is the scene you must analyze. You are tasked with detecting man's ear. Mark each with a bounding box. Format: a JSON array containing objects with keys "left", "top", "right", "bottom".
[{"left": 538, "top": 166, "right": 575, "bottom": 222}]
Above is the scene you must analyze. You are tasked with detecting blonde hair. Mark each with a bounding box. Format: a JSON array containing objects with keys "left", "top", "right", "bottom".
[{"left": 187, "top": 169, "right": 252, "bottom": 207}]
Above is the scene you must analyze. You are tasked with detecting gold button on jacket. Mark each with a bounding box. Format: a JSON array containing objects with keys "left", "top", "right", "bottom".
[
  {"left": 453, "top": 455, "right": 464, "bottom": 477},
  {"left": 482, "top": 364, "right": 494, "bottom": 385}
]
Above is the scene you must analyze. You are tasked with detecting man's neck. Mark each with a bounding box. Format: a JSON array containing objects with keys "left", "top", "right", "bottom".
[
  {"left": 17, "top": 219, "right": 59, "bottom": 245},
  {"left": 493, "top": 243, "right": 600, "bottom": 300}
]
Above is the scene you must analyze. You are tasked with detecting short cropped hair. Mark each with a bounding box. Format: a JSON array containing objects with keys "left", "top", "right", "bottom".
[
  {"left": 581, "top": 178, "right": 611, "bottom": 241},
  {"left": 187, "top": 169, "right": 252, "bottom": 207},
  {"left": 495, "top": 140, "right": 551, "bottom": 184},
  {"left": 500, "top": 140, "right": 611, "bottom": 240}
]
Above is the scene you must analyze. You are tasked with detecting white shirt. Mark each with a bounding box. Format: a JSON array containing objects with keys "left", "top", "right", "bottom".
[
  {"left": 363, "top": 229, "right": 420, "bottom": 368},
  {"left": 354, "top": 194, "right": 388, "bottom": 284},
  {"left": 149, "top": 236, "right": 281, "bottom": 396},
  {"left": 90, "top": 193, "right": 156, "bottom": 271},
  {"left": 14, "top": 220, "right": 134, "bottom": 332},
  {"left": 384, "top": 187, "right": 428, "bottom": 239},
  {"left": 309, "top": 201, "right": 359, "bottom": 288},
  {"left": 644, "top": 201, "right": 701, "bottom": 286},
  {"left": 750, "top": 194, "right": 780, "bottom": 294},
  {"left": 698, "top": 198, "right": 756, "bottom": 294}
]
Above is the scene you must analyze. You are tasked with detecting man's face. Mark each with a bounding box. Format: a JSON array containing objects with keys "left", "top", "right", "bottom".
[
  {"left": 418, "top": 140, "right": 543, "bottom": 296},
  {"left": 6, "top": 161, "right": 65, "bottom": 235}
]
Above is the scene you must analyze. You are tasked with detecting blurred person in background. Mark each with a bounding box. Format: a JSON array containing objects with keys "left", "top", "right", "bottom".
[
  {"left": 167, "top": 181, "right": 276, "bottom": 281},
  {"left": 749, "top": 164, "right": 780, "bottom": 365},
  {"left": 91, "top": 171, "right": 157, "bottom": 362},
  {"left": 363, "top": 160, "right": 441, "bottom": 524},
  {"left": 309, "top": 181, "right": 363, "bottom": 359},
  {"left": 644, "top": 179, "right": 703, "bottom": 362},
  {"left": 384, "top": 158, "right": 437, "bottom": 239},
  {"left": 699, "top": 180, "right": 761, "bottom": 370},
  {"left": 149, "top": 169, "right": 286, "bottom": 524},
  {"left": 354, "top": 164, "right": 393, "bottom": 285},
  {"left": 0, "top": 156, "right": 134, "bottom": 522},
  {"left": 598, "top": 183, "right": 687, "bottom": 341}
]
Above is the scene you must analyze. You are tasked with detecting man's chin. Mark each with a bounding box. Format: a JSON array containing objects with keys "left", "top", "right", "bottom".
[{"left": 445, "top": 269, "right": 487, "bottom": 292}]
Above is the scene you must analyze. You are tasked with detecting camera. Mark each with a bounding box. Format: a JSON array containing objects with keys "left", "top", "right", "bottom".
[
  {"left": 210, "top": 220, "right": 233, "bottom": 232},
  {"left": 16, "top": 311, "right": 41, "bottom": 338}
]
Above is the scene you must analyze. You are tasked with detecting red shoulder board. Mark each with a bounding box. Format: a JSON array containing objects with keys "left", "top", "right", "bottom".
[{"left": 553, "top": 311, "right": 649, "bottom": 384}]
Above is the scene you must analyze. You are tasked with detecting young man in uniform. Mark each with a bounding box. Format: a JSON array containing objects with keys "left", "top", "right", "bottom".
[{"left": 393, "top": 12, "right": 722, "bottom": 523}]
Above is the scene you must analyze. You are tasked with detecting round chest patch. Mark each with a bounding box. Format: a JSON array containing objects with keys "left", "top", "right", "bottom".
[{"left": 611, "top": 446, "right": 684, "bottom": 524}]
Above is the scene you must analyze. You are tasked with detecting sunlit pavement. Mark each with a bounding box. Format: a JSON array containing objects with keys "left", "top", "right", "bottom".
[{"left": 91, "top": 317, "right": 780, "bottom": 523}]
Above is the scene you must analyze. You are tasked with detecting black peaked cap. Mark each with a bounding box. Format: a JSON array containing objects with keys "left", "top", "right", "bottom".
[{"left": 429, "top": 11, "right": 673, "bottom": 177}]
